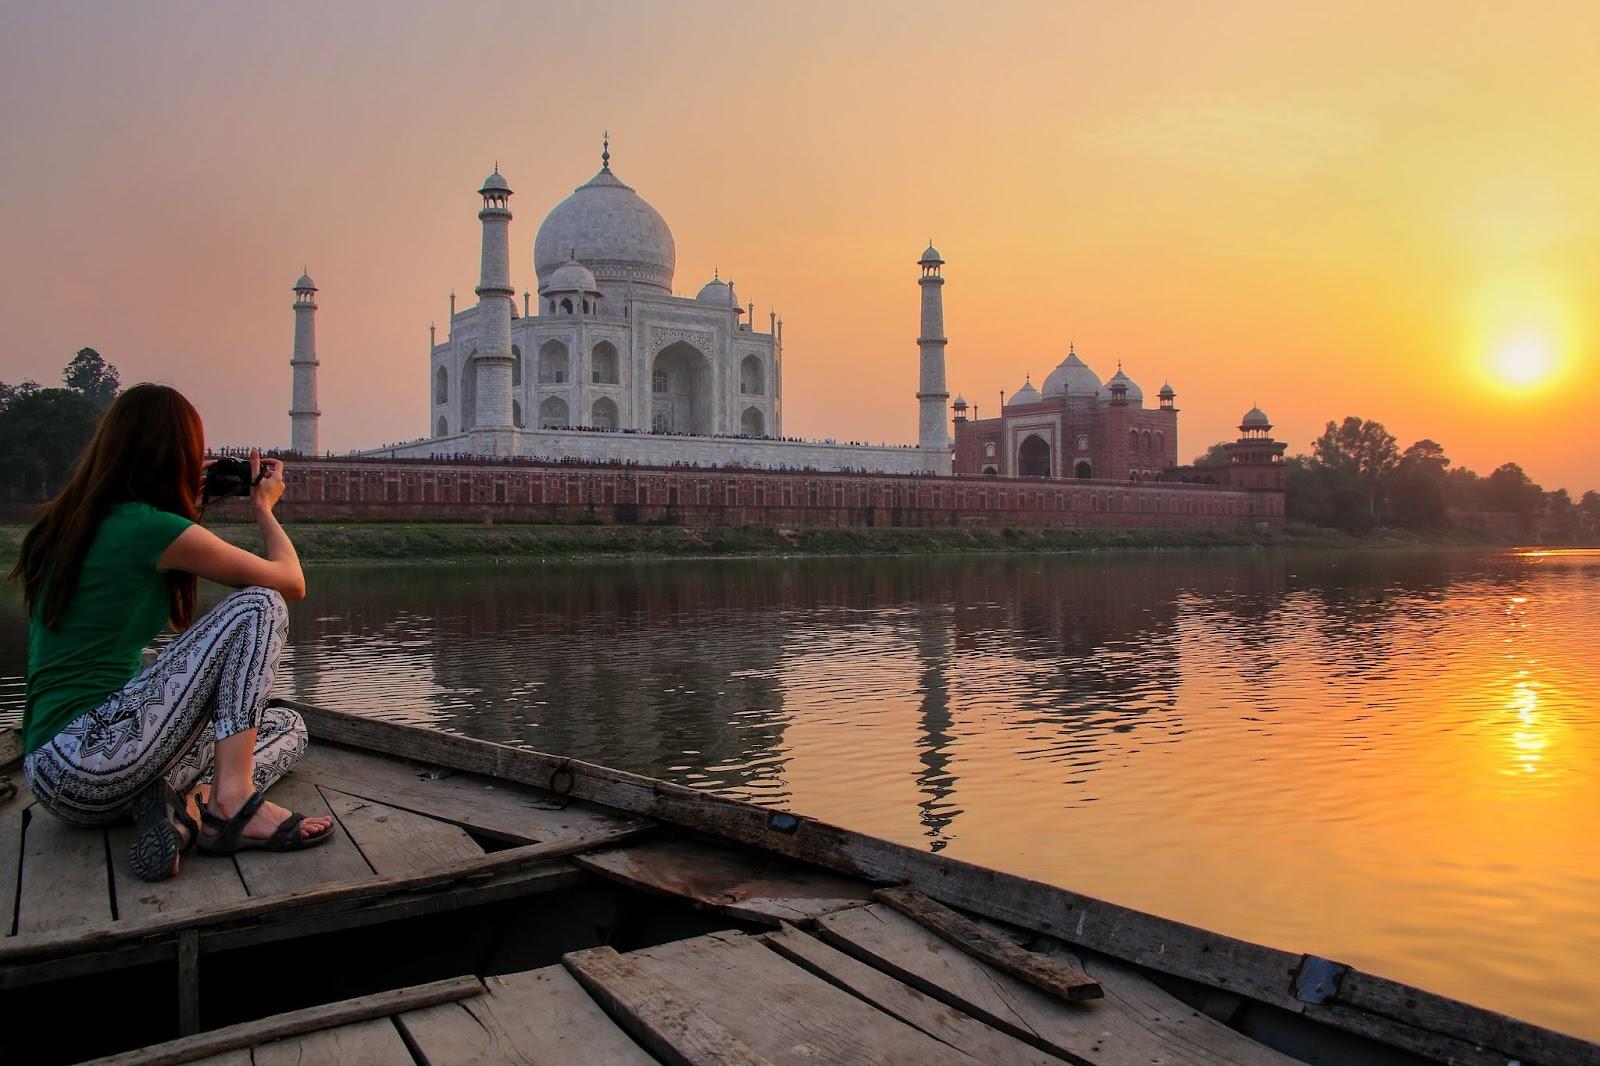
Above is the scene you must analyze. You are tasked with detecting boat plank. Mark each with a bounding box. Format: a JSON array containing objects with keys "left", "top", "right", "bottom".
[
  {"left": 250, "top": 1016, "right": 409, "bottom": 1066},
  {"left": 2, "top": 808, "right": 24, "bottom": 937},
  {"left": 107, "top": 823, "right": 249, "bottom": 920},
  {"left": 17, "top": 812, "right": 110, "bottom": 935},
  {"left": 401, "top": 965, "right": 657, "bottom": 1066},
  {"left": 319, "top": 787, "right": 483, "bottom": 876},
  {"left": 575, "top": 837, "right": 873, "bottom": 926},
  {"left": 232, "top": 774, "right": 373, "bottom": 897},
  {"left": 564, "top": 944, "right": 777, "bottom": 1066},
  {"left": 625, "top": 929, "right": 972, "bottom": 1065},
  {"left": 182, "top": 1053, "right": 249, "bottom": 1066},
  {"left": 292, "top": 702, "right": 1599, "bottom": 1066},
  {"left": 83, "top": 975, "right": 481, "bottom": 1066},
  {"left": 762, "top": 923, "right": 1062, "bottom": 1066},
  {"left": 295, "top": 741, "right": 645, "bottom": 844},
  {"left": 875, "top": 886, "right": 1100, "bottom": 1001},
  {"left": 817, "top": 903, "right": 1294, "bottom": 1066}
]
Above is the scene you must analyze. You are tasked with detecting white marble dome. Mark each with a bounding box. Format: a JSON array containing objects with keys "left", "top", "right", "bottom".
[
  {"left": 1010, "top": 380, "right": 1043, "bottom": 406},
  {"left": 293, "top": 272, "right": 316, "bottom": 291},
  {"left": 696, "top": 277, "right": 738, "bottom": 306},
  {"left": 1242, "top": 406, "right": 1271, "bottom": 428},
  {"left": 541, "top": 258, "right": 599, "bottom": 295},
  {"left": 534, "top": 164, "right": 676, "bottom": 298},
  {"left": 1042, "top": 350, "right": 1103, "bottom": 398},
  {"left": 1105, "top": 368, "right": 1143, "bottom": 405}
]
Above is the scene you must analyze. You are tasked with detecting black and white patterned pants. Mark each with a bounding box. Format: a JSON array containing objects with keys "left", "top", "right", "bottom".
[{"left": 23, "top": 586, "right": 307, "bottom": 826}]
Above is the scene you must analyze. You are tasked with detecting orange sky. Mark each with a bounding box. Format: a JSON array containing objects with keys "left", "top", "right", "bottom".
[{"left": 1, "top": 2, "right": 1596, "bottom": 492}]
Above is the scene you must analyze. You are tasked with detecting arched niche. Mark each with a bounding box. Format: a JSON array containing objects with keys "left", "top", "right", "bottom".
[
  {"left": 539, "top": 340, "right": 569, "bottom": 384},
  {"left": 435, "top": 415, "right": 448, "bottom": 437},
  {"left": 513, "top": 399, "right": 523, "bottom": 428},
  {"left": 1075, "top": 460, "right": 1093, "bottom": 479},
  {"left": 461, "top": 353, "right": 477, "bottom": 430},
  {"left": 591, "top": 396, "right": 618, "bottom": 430},
  {"left": 740, "top": 406, "right": 765, "bottom": 436},
  {"left": 591, "top": 341, "right": 620, "bottom": 385},
  {"left": 434, "top": 365, "right": 449, "bottom": 404},
  {"left": 511, "top": 344, "right": 522, "bottom": 387},
  {"left": 539, "top": 395, "right": 570, "bottom": 428},
  {"left": 739, "top": 354, "right": 765, "bottom": 395}
]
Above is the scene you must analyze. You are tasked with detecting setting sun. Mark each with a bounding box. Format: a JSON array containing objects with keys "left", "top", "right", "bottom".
[{"left": 1491, "top": 334, "right": 1558, "bottom": 389}]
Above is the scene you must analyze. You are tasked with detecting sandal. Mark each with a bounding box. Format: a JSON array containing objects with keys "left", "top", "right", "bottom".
[
  {"left": 195, "top": 790, "right": 335, "bottom": 855},
  {"left": 128, "top": 781, "right": 199, "bottom": 882}
]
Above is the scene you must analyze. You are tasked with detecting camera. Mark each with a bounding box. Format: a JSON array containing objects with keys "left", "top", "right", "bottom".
[{"left": 202, "top": 456, "right": 269, "bottom": 500}]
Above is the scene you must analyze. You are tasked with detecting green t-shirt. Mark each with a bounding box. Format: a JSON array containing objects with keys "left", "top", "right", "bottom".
[{"left": 23, "top": 501, "right": 194, "bottom": 753}]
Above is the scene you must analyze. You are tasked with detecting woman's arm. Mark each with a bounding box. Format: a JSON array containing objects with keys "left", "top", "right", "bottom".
[{"left": 157, "top": 454, "right": 307, "bottom": 601}]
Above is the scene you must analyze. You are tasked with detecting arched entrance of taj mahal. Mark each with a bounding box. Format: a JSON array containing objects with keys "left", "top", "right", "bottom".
[{"left": 650, "top": 341, "right": 712, "bottom": 435}]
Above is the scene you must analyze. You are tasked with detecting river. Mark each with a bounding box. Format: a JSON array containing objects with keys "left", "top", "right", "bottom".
[{"left": 3, "top": 547, "right": 1597, "bottom": 1040}]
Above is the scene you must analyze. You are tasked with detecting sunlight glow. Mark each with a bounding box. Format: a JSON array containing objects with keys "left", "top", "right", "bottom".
[{"left": 1492, "top": 334, "right": 1557, "bottom": 388}]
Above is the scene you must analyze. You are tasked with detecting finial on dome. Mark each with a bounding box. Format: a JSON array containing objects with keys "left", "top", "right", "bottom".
[
  {"left": 601, "top": 131, "right": 610, "bottom": 170},
  {"left": 713, "top": 266, "right": 719, "bottom": 280}
]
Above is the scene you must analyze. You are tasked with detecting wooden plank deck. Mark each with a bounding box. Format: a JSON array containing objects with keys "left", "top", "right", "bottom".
[
  {"left": 0, "top": 739, "right": 651, "bottom": 988},
  {"left": 93, "top": 916, "right": 1318, "bottom": 1066}
]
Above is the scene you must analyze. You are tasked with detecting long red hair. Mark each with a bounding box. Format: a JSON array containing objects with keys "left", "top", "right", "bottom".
[{"left": 9, "top": 384, "right": 203, "bottom": 630}]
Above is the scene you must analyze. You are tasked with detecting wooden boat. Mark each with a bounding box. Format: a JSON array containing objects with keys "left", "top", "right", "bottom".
[{"left": 2, "top": 698, "right": 1595, "bottom": 1065}]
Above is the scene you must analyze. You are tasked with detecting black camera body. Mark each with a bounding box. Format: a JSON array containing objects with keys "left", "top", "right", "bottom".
[{"left": 203, "top": 456, "right": 267, "bottom": 500}]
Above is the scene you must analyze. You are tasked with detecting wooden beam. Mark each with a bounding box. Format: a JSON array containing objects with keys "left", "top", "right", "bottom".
[
  {"left": 0, "top": 820, "right": 646, "bottom": 968},
  {"left": 82, "top": 974, "right": 483, "bottom": 1066},
  {"left": 873, "top": 886, "right": 1100, "bottom": 1001},
  {"left": 563, "top": 945, "right": 778, "bottom": 1066},
  {"left": 176, "top": 929, "right": 199, "bottom": 1036},
  {"left": 287, "top": 700, "right": 1600, "bottom": 1066}
]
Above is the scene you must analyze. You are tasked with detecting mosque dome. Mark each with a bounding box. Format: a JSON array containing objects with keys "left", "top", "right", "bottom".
[
  {"left": 1105, "top": 368, "right": 1144, "bottom": 404},
  {"left": 293, "top": 272, "right": 316, "bottom": 291},
  {"left": 1242, "top": 406, "right": 1271, "bottom": 428},
  {"left": 920, "top": 242, "right": 943, "bottom": 264},
  {"left": 480, "top": 169, "right": 511, "bottom": 194},
  {"left": 541, "top": 258, "right": 599, "bottom": 295},
  {"left": 1041, "top": 349, "right": 1103, "bottom": 398},
  {"left": 696, "top": 276, "right": 738, "bottom": 307},
  {"left": 1159, "top": 382, "right": 1176, "bottom": 399},
  {"left": 534, "top": 160, "right": 676, "bottom": 298},
  {"left": 1010, "top": 380, "right": 1043, "bottom": 406}
]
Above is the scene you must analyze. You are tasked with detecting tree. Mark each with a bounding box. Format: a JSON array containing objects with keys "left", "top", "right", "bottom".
[
  {"left": 63, "top": 347, "right": 120, "bottom": 407},
  {"left": 1582, "top": 490, "right": 1600, "bottom": 520},
  {"left": 1387, "top": 439, "right": 1452, "bottom": 528},
  {"left": 1483, "top": 463, "right": 1543, "bottom": 514},
  {"left": 1192, "top": 441, "right": 1232, "bottom": 466},
  {"left": 0, "top": 380, "right": 41, "bottom": 411},
  {"left": 1312, "top": 417, "right": 1399, "bottom": 519},
  {"left": 0, "top": 387, "right": 102, "bottom": 499}
]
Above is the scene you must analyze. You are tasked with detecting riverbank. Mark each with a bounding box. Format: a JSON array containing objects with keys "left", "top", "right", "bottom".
[{"left": 0, "top": 520, "right": 1530, "bottom": 565}]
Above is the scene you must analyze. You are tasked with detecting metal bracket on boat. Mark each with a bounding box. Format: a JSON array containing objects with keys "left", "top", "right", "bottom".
[
  {"left": 766, "top": 811, "right": 801, "bottom": 834},
  {"left": 1292, "top": 954, "right": 1349, "bottom": 1005}
]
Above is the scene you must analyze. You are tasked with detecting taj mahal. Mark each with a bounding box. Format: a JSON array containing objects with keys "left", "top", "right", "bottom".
[{"left": 287, "top": 141, "right": 1282, "bottom": 492}]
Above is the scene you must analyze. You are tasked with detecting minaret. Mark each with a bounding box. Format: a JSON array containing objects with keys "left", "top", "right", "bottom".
[
  {"left": 916, "top": 241, "right": 950, "bottom": 457},
  {"left": 473, "top": 165, "right": 515, "bottom": 431},
  {"left": 289, "top": 271, "right": 320, "bottom": 455}
]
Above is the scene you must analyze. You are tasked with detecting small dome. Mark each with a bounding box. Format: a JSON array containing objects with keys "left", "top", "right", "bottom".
[
  {"left": 1041, "top": 349, "right": 1103, "bottom": 398},
  {"left": 1009, "top": 381, "right": 1043, "bottom": 406},
  {"left": 952, "top": 394, "right": 968, "bottom": 408},
  {"left": 920, "top": 242, "right": 943, "bottom": 264},
  {"left": 293, "top": 272, "right": 316, "bottom": 291},
  {"left": 541, "top": 258, "right": 599, "bottom": 295},
  {"left": 1159, "top": 382, "right": 1176, "bottom": 398},
  {"left": 480, "top": 168, "right": 511, "bottom": 194},
  {"left": 696, "top": 276, "right": 738, "bottom": 307},
  {"left": 1105, "top": 368, "right": 1144, "bottom": 405},
  {"left": 1242, "top": 406, "right": 1271, "bottom": 428}
]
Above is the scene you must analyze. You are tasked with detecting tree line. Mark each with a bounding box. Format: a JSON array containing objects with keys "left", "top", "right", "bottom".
[
  {"left": 1200, "top": 415, "right": 1598, "bottom": 537},
  {"left": 0, "top": 349, "right": 121, "bottom": 500}
]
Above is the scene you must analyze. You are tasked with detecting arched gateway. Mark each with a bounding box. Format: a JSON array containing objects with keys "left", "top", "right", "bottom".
[
  {"left": 650, "top": 341, "right": 712, "bottom": 434},
  {"left": 1018, "top": 434, "right": 1051, "bottom": 477}
]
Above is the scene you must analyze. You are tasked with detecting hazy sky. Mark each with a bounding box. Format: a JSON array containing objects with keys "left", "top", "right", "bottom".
[{"left": 2, "top": 2, "right": 1596, "bottom": 491}]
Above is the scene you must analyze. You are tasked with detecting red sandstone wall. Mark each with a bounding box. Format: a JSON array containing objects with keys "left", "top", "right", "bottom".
[{"left": 243, "top": 456, "right": 1283, "bottom": 530}]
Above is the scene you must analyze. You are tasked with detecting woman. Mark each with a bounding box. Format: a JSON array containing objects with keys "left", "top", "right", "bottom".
[{"left": 10, "top": 384, "right": 334, "bottom": 882}]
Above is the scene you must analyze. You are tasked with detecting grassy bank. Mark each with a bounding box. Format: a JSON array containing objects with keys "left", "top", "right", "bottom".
[{"left": 0, "top": 519, "right": 1526, "bottom": 566}]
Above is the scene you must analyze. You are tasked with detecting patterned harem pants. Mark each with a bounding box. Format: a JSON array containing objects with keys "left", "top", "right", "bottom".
[{"left": 23, "top": 586, "right": 307, "bottom": 826}]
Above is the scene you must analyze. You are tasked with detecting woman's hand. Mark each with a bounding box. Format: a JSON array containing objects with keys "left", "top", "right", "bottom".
[{"left": 250, "top": 449, "right": 286, "bottom": 514}]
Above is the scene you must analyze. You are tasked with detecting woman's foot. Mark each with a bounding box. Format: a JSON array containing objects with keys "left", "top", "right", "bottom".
[{"left": 205, "top": 790, "right": 334, "bottom": 845}]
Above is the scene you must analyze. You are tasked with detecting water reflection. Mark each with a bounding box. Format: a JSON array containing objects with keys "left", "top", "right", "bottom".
[{"left": 2, "top": 548, "right": 1597, "bottom": 1040}]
